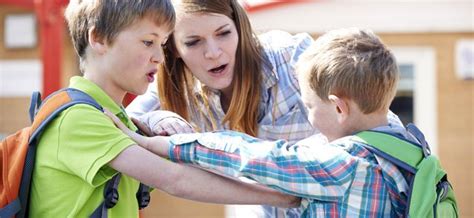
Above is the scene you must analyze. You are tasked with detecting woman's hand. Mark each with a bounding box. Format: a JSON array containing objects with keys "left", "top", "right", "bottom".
[{"left": 134, "top": 110, "right": 195, "bottom": 136}]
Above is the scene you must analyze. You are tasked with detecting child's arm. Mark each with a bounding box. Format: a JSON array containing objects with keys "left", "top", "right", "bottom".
[
  {"left": 104, "top": 109, "right": 300, "bottom": 207},
  {"left": 108, "top": 144, "right": 300, "bottom": 207},
  {"left": 105, "top": 110, "right": 357, "bottom": 200},
  {"left": 165, "top": 132, "right": 358, "bottom": 200}
]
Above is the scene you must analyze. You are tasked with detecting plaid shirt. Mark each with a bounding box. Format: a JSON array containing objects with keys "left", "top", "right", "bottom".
[
  {"left": 127, "top": 30, "right": 316, "bottom": 145},
  {"left": 168, "top": 125, "right": 413, "bottom": 217}
]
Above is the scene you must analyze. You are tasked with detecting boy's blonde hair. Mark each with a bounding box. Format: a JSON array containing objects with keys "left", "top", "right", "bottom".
[
  {"left": 65, "top": 0, "right": 175, "bottom": 68},
  {"left": 298, "top": 28, "right": 399, "bottom": 114}
]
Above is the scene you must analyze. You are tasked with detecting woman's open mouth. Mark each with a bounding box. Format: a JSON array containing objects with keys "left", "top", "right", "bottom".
[{"left": 208, "top": 64, "right": 228, "bottom": 75}]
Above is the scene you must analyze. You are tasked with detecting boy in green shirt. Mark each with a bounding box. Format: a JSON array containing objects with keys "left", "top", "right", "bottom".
[{"left": 29, "top": 0, "right": 298, "bottom": 217}]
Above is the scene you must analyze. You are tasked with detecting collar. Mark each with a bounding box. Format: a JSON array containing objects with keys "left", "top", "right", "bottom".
[{"left": 69, "top": 76, "right": 136, "bottom": 130}]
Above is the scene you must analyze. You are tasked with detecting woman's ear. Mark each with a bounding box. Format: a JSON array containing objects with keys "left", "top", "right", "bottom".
[
  {"left": 88, "top": 26, "right": 107, "bottom": 54},
  {"left": 328, "top": 94, "right": 350, "bottom": 123}
]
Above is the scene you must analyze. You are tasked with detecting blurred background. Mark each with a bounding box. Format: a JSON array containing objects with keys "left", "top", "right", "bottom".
[{"left": 0, "top": 0, "right": 472, "bottom": 217}]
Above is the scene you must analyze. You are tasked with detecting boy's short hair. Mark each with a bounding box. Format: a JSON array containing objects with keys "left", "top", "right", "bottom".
[
  {"left": 65, "top": 0, "right": 175, "bottom": 62},
  {"left": 297, "top": 28, "right": 399, "bottom": 114}
]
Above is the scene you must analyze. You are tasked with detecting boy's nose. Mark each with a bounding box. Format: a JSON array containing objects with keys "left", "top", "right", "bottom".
[
  {"left": 204, "top": 41, "right": 222, "bottom": 59},
  {"left": 151, "top": 47, "right": 164, "bottom": 64}
]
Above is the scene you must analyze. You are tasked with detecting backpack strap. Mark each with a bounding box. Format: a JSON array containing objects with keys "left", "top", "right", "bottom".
[
  {"left": 352, "top": 127, "right": 448, "bottom": 218},
  {"left": 21, "top": 88, "right": 150, "bottom": 218},
  {"left": 352, "top": 130, "right": 423, "bottom": 174},
  {"left": 0, "top": 198, "right": 21, "bottom": 218},
  {"left": 136, "top": 183, "right": 151, "bottom": 209},
  {"left": 17, "top": 88, "right": 103, "bottom": 218},
  {"left": 28, "top": 92, "right": 42, "bottom": 123},
  {"left": 29, "top": 88, "right": 103, "bottom": 141},
  {"left": 90, "top": 174, "right": 121, "bottom": 218}
]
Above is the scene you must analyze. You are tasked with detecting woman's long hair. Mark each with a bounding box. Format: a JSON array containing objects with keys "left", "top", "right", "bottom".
[{"left": 157, "top": 0, "right": 266, "bottom": 136}]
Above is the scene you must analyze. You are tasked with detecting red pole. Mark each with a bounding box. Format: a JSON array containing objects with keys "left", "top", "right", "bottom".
[{"left": 34, "top": 0, "right": 65, "bottom": 96}]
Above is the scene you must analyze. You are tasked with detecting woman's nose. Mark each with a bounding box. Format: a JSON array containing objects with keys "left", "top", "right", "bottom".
[{"left": 204, "top": 40, "right": 222, "bottom": 59}]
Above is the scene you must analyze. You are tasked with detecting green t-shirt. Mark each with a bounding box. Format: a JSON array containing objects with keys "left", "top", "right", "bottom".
[{"left": 29, "top": 76, "right": 140, "bottom": 217}]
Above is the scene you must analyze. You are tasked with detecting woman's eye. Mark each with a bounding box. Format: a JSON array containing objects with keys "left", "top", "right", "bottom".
[
  {"left": 219, "top": 30, "right": 231, "bottom": 36},
  {"left": 184, "top": 39, "right": 199, "bottom": 47},
  {"left": 143, "top": 40, "right": 153, "bottom": 47}
]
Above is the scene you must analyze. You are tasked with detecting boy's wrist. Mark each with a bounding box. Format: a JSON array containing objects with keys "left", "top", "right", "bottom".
[
  {"left": 142, "top": 136, "right": 152, "bottom": 150},
  {"left": 157, "top": 136, "right": 170, "bottom": 157}
]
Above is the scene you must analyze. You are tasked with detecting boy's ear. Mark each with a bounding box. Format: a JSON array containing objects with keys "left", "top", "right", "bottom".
[
  {"left": 328, "top": 94, "right": 349, "bottom": 123},
  {"left": 88, "top": 26, "right": 107, "bottom": 54}
]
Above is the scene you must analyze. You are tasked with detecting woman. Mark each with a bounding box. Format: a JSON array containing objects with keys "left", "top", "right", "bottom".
[
  {"left": 127, "top": 1, "right": 313, "bottom": 217},
  {"left": 127, "top": 0, "right": 402, "bottom": 217},
  {"left": 127, "top": 0, "right": 315, "bottom": 145}
]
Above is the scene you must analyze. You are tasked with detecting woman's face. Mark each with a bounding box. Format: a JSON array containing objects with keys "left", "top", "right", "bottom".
[{"left": 173, "top": 12, "right": 239, "bottom": 93}]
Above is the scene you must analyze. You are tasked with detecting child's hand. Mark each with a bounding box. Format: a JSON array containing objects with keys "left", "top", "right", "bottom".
[
  {"left": 104, "top": 108, "right": 148, "bottom": 148},
  {"left": 104, "top": 108, "right": 133, "bottom": 135}
]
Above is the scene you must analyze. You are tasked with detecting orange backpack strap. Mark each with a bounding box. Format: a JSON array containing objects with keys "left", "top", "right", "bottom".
[{"left": 15, "top": 88, "right": 102, "bottom": 218}]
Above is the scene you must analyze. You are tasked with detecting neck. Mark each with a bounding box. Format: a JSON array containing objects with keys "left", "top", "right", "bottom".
[
  {"left": 83, "top": 69, "right": 125, "bottom": 106},
  {"left": 350, "top": 111, "right": 389, "bottom": 134}
]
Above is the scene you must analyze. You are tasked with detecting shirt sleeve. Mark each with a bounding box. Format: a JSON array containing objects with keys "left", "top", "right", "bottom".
[
  {"left": 126, "top": 81, "right": 161, "bottom": 118},
  {"left": 168, "top": 131, "right": 359, "bottom": 201},
  {"left": 56, "top": 104, "right": 136, "bottom": 187}
]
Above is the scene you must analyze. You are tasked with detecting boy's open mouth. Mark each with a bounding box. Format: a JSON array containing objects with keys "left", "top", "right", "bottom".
[{"left": 147, "top": 71, "right": 156, "bottom": 83}]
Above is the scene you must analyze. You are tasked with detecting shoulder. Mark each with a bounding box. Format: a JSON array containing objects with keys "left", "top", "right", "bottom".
[
  {"left": 59, "top": 104, "right": 110, "bottom": 126},
  {"left": 53, "top": 104, "right": 134, "bottom": 161},
  {"left": 52, "top": 104, "right": 124, "bottom": 141},
  {"left": 258, "top": 30, "right": 313, "bottom": 55},
  {"left": 257, "top": 30, "right": 313, "bottom": 83}
]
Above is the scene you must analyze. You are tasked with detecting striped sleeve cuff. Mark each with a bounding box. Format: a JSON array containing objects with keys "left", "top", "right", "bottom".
[{"left": 169, "top": 133, "right": 201, "bottom": 163}]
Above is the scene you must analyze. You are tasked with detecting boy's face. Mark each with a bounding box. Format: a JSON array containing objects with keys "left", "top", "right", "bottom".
[
  {"left": 101, "top": 17, "right": 171, "bottom": 95},
  {"left": 300, "top": 80, "right": 343, "bottom": 142}
]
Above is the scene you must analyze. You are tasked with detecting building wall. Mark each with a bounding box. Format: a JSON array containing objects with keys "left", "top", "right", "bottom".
[
  {"left": 0, "top": 5, "right": 37, "bottom": 135},
  {"left": 0, "top": 5, "right": 79, "bottom": 135}
]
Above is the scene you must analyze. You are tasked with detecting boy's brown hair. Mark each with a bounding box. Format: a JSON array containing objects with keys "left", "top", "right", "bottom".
[
  {"left": 65, "top": 0, "right": 175, "bottom": 68},
  {"left": 297, "top": 28, "right": 399, "bottom": 114}
]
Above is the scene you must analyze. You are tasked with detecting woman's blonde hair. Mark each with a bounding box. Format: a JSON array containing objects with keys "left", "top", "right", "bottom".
[{"left": 157, "top": 0, "right": 266, "bottom": 136}]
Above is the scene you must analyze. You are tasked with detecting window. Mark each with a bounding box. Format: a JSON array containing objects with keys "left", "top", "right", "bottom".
[{"left": 390, "top": 47, "right": 437, "bottom": 154}]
